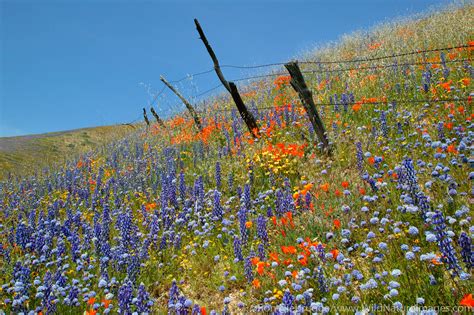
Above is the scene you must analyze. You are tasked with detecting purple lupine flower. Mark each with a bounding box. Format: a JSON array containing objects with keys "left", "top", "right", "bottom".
[
  {"left": 244, "top": 256, "right": 254, "bottom": 283},
  {"left": 118, "top": 280, "right": 133, "bottom": 314},
  {"left": 305, "top": 191, "right": 312, "bottom": 210},
  {"left": 192, "top": 304, "right": 201, "bottom": 315},
  {"left": 100, "top": 203, "right": 111, "bottom": 258},
  {"left": 432, "top": 211, "right": 461, "bottom": 275},
  {"left": 236, "top": 186, "right": 242, "bottom": 200},
  {"left": 258, "top": 243, "right": 266, "bottom": 261},
  {"left": 275, "top": 189, "right": 285, "bottom": 217},
  {"left": 422, "top": 70, "right": 431, "bottom": 93},
  {"left": 215, "top": 161, "right": 221, "bottom": 191},
  {"left": 213, "top": 190, "right": 223, "bottom": 221},
  {"left": 440, "top": 52, "right": 450, "bottom": 78},
  {"left": 168, "top": 280, "right": 179, "bottom": 309},
  {"left": 127, "top": 254, "right": 141, "bottom": 283},
  {"left": 15, "top": 221, "right": 31, "bottom": 250},
  {"left": 282, "top": 290, "right": 294, "bottom": 310},
  {"left": 317, "top": 266, "right": 328, "bottom": 293},
  {"left": 266, "top": 206, "right": 273, "bottom": 218},
  {"left": 233, "top": 237, "right": 243, "bottom": 261},
  {"left": 66, "top": 285, "right": 79, "bottom": 306},
  {"left": 437, "top": 122, "right": 445, "bottom": 140},
  {"left": 341, "top": 93, "right": 349, "bottom": 112},
  {"left": 159, "top": 234, "right": 167, "bottom": 251},
  {"left": 42, "top": 271, "right": 56, "bottom": 315},
  {"left": 256, "top": 215, "right": 268, "bottom": 245},
  {"left": 356, "top": 142, "right": 364, "bottom": 174},
  {"left": 243, "top": 183, "right": 251, "bottom": 211},
  {"left": 458, "top": 232, "right": 473, "bottom": 269},
  {"left": 135, "top": 283, "right": 153, "bottom": 313},
  {"left": 227, "top": 173, "right": 234, "bottom": 193},
  {"left": 238, "top": 207, "right": 248, "bottom": 245}
]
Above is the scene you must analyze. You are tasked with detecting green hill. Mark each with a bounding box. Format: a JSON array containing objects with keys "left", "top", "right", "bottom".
[{"left": 0, "top": 125, "right": 136, "bottom": 179}]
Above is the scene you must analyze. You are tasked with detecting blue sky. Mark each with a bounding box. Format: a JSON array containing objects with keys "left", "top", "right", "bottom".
[{"left": 0, "top": 0, "right": 452, "bottom": 137}]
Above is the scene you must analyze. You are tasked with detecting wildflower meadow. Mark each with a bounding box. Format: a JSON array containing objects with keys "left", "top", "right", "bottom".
[{"left": 0, "top": 4, "right": 473, "bottom": 315}]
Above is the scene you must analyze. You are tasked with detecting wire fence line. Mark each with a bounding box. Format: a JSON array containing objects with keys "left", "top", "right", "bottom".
[
  {"left": 195, "top": 97, "right": 471, "bottom": 113},
  {"left": 134, "top": 43, "right": 471, "bottom": 126},
  {"left": 165, "top": 44, "right": 470, "bottom": 81},
  {"left": 181, "top": 57, "right": 471, "bottom": 100},
  {"left": 231, "top": 58, "right": 470, "bottom": 82}
]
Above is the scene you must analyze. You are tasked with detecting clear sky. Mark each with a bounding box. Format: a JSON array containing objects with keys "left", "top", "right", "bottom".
[{"left": 0, "top": 0, "right": 453, "bottom": 137}]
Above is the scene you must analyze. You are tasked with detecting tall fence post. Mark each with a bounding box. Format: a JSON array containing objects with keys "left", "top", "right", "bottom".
[
  {"left": 284, "top": 61, "right": 331, "bottom": 153},
  {"left": 143, "top": 108, "right": 150, "bottom": 127},
  {"left": 150, "top": 107, "right": 165, "bottom": 127},
  {"left": 194, "top": 18, "right": 259, "bottom": 137},
  {"left": 160, "top": 75, "right": 203, "bottom": 131}
]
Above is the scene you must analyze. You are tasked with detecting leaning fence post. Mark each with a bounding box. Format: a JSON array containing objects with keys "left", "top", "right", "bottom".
[
  {"left": 143, "top": 108, "right": 150, "bottom": 127},
  {"left": 150, "top": 107, "right": 165, "bottom": 127},
  {"left": 160, "top": 75, "right": 203, "bottom": 131},
  {"left": 194, "top": 18, "right": 259, "bottom": 137},
  {"left": 284, "top": 61, "right": 331, "bottom": 153}
]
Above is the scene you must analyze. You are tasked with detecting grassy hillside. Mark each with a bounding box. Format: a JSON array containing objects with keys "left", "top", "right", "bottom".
[
  {"left": 0, "top": 125, "right": 135, "bottom": 180},
  {"left": 0, "top": 4, "right": 472, "bottom": 315}
]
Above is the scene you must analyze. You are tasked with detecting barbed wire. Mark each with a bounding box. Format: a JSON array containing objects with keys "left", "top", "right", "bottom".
[
  {"left": 169, "top": 69, "right": 215, "bottom": 83},
  {"left": 231, "top": 58, "right": 470, "bottom": 82},
  {"left": 136, "top": 44, "right": 471, "bottom": 122},
  {"left": 176, "top": 57, "right": 471, "bottom": 101},
  {"left": 197, "top": 97, "right": 471, "bottom": 113},
  {"left": 220, "top": 44, "right": 470, "bottom": 69},
  {"left": 164, "top": 44, "right": 470, "bottom": 84},
  {"left": 148, "top": 85, "right": 167, "bottom": 107},
  {"left": 191, "top": 84, "right": 224, "bottom": 98}
]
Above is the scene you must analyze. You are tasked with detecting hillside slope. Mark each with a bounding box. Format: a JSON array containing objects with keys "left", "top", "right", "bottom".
[
  {"left": 0, "top": 5, "right": 472, "bottom": 315},
  {"left": 0, "top": 125, "right": 135, "bottom": 179}
]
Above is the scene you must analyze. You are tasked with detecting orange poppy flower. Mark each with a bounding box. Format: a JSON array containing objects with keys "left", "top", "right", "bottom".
[
  {"left": 298, "top": 255, "right": 308, "bottom": 266},
  {"left": 281, "top": 246, "right": 297, "bottom": 254},
  {"left": 447, "top": 145, "right": 457, "bottom": 154},
  {"left": 145, "top": 202, "right": 156, "bottom": 211},
  {"left": 271, "top": 216, "right": 277, "bottom": 226},
  {"left": 269, "top": 252, "right": 280, "bottom": 262},
  {"left": 320, "top": 183, "right": 330, "bottom": 192},
  {"left": 439, "top": 80, "right": 453, "bottom": 92},
  {"left": 87, "top": 297, "right": 96, "bottom": 306},
  {"left": 460, "top": 294, "right": 474, "bottom": 307},
  {"left": 256, "top": 261, "right": 266, "bottom": 275},
  {"left": 102, "top": 299, "right": 111, "bottom": 308},
  {"left": 252, "top": 279, "right": 261, "bottom": 288},
  {"left": 245, "top": 221, "right": 253, "bottom": 228},
  {"left": 341, "top": 181, "right": 349, "bottom": 188},
  {"left": 352, "top": 103, "right": 362, "bottom": 112},
  {"left": 251, "top": 257, "right": 260, "bottom": 265}
]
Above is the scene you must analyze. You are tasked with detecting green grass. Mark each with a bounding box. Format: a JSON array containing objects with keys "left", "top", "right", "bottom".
[{"left": 0, "top": 125, "right": 136, "bottom": 180}]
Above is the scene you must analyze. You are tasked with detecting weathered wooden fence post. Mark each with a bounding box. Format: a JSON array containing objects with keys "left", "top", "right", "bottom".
[
  {"left": 194, "top": 18, "right": 260, "bottom": 137},
  {"left": 284, "top": 61, "right": 331, "bottom": 153},
  {"left": 160, "top": 75, "right": 203, "bottom": 131},
  {"left": 150, "top": 107, "right": 165, "bottom": 127},
  {"left": 143, "top": 108, "right": 150, "bottom": 127}
]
